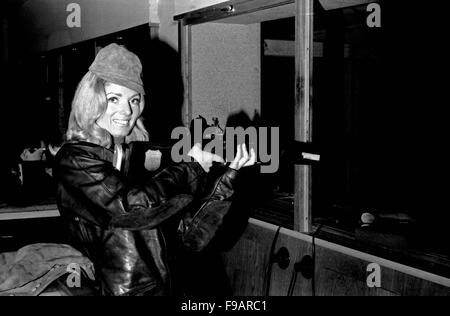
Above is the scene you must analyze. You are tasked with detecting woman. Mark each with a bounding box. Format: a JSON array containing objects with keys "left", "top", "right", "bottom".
[{"left": 53, "top": 43, "right": 255, "bottom": 296}]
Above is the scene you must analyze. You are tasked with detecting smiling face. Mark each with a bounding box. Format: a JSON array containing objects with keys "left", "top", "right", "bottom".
[{"left": 96, "top": 82, "right": 142, "bottom": 139}]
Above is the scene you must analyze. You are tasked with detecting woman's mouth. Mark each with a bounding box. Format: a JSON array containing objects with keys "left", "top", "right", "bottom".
[{"left": 113, "top": 119, "right": 130, "bottom": 126}]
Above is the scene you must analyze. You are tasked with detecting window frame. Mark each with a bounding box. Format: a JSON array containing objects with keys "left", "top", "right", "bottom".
[{"left": 174, "top": 0, "right": 450, "bottom": 277}]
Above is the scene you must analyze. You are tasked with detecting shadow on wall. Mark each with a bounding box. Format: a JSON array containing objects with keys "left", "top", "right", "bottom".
[
  {"left": 181, "top": 111, "right": 268, "bottom": 297},
  {"left": 212, "top": 110, "right": 277, "bottom": 250},
  {"left": 133, "top": 38, "right": 184, "bottom": 144}
]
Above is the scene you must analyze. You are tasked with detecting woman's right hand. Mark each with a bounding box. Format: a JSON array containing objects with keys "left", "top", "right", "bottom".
[
  {"left": 188, "top": 143, "right": 256, "bottom": 172},
  {"left": 229, "top": 143, "right": 256, "bottom": 171}
]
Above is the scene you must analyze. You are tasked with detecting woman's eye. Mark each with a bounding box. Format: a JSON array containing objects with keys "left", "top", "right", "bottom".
[
  {"left": 130, "top": 98, "right": 140, "bottom": 106},
  {"left": 108, "top": 97, "right": 118, "bottom": 103}
]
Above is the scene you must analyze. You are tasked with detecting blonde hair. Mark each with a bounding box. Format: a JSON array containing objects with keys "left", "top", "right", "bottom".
[{"left": 66, "top": 71, "right": 148, "bottom": 147}]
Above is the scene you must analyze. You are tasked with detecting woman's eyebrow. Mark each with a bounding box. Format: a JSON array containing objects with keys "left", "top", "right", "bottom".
[
  {"left": 106, "top": 92, "right": 122, "bottom": 97},
  {"left": 106, "top": 92, "right": 139, "bottom": 99}
]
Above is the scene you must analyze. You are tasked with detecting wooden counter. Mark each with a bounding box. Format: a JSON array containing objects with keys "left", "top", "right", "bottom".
[
  {"left": 0, "top": 203, "right": 59, "bottom": 221},
  {"left": 221, "top": 218, "right": 450, "bottom": 295}
]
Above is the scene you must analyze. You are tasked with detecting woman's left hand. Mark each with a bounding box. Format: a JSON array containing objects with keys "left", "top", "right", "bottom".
[{"left": 188, "top": 143, "right": 225, "bottom": 172}]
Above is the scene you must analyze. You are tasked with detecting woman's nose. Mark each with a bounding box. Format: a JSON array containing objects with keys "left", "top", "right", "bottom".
[{"left": 118, "top": 100, "right": 132, "bottom": 115}]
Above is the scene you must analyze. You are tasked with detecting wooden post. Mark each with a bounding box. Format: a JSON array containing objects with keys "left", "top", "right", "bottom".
[
  {"left": 294, "top": 0, "right": 313, "bottom": 232},
  {"left": 57, "top": 54, "right": 65, "bottom": 136},
  {"left": 178, "top": 21, "right": 192, "bottom": 127}
]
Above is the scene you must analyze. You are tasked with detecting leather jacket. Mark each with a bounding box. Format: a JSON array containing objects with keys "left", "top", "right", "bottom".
[{"left": 53, "top": 141, "right": 238, "bottom": 296}]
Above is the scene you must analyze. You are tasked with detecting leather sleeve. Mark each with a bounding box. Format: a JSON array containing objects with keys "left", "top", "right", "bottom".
[
  {"left": 178, "top": 167, "right": 239, "bottom": 252},
  {"left": 54, "top": 143, "right": 205, "bottom": 227}
]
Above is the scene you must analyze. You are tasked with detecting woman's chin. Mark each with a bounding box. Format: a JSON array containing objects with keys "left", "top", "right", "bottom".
[{"left": 110, "top": 128, "right": 131, "bottom": 138}]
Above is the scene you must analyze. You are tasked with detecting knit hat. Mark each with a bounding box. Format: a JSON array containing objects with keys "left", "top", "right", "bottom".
[{"left": 89, "top": 43, "right": 145, "bottom": 95}]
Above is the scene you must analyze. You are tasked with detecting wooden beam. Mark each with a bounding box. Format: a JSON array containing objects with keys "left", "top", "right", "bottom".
[
  {"left": 318, "top": 0, "right": 374, "bottom": 11},
  {"left": 218, "top": 3, "right": 295, "bottom": 24},
  {"left": 264, "top": 40, "right": 325, "bottom": 57},
  {"left": 57, "top": 54, "right": 65, "bottom": 137},
  {"left": 0, "top": 204, "right": 59, "bottom": 221},
  {"left": 178, "top": 21, "right": 192, "bottom": 127},
  {"left": 263, "top": 39, "right": 295, "bottom": 57},
  {"left": 174, "top": 0, "right": 295, "bottom": 25},
  {"left": 294, "top": 0, "right": 313, "bottom": 233}
]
